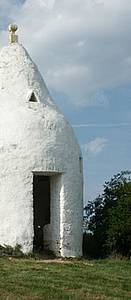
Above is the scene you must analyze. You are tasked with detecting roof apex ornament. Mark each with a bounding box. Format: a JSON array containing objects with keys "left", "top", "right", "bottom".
[{"left": 8, "top": 24, "right": 18, "bottom": 44}]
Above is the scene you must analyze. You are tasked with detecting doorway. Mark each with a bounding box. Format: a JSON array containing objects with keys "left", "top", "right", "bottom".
[{"left": 33, "top": 175, "right": 50, "bottom": 251}]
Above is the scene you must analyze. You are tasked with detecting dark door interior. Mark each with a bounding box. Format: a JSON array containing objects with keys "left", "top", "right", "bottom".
[{"left": 33, "top": 175, "right": 50, "bottom": 251}]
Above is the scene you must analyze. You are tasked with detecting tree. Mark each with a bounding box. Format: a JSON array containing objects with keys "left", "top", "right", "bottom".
[
  {"left": 106, "top": 181, "right": 131, "bottom": 256},
  {"left": 84, "top": 171, "right": 131, "bottom": 258}
]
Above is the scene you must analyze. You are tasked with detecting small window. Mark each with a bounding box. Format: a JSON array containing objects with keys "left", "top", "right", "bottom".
[
  {"left": 79, "top": 156, "right": 83, "bottom": 173},
  {"left": 29, "top": 92, "right": 37, "bottom": 102}
]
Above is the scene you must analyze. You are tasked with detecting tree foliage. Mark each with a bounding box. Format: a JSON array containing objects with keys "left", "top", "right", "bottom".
[{"left": 83, "top": 171, "right": 131, "bottom": 258}]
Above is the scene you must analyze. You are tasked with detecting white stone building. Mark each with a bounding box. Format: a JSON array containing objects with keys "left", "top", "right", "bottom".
[{"left": 0, "top": 25, "right": 83, "bottom": 257}]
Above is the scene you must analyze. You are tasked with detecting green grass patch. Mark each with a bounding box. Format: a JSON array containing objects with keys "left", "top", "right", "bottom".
[{"left": 0, "top": 258, "right": 130, "bottom": 300}]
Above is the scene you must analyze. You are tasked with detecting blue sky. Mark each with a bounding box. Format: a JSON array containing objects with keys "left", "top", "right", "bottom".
[{"left": 0, "top": 0, "right": 131, "bottom": 204}]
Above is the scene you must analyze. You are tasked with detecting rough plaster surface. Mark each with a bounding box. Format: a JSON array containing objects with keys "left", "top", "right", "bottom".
[{"left": 0, "top": 43, "right": 83, "bottom": 257}]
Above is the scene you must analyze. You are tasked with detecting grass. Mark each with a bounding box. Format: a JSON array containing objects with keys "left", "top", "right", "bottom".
[{"left": 0, "top": 257, "right": 130, "bottom": 300}]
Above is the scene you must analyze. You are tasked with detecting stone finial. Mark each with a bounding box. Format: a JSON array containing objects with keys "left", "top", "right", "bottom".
[{"left": 8, "top": 24, "right": 18, "bottom": 44}]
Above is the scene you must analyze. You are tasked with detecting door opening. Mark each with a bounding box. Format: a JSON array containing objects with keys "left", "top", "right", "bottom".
[{"left": 33, "top": 175, "right": 50, "bottom": 251}]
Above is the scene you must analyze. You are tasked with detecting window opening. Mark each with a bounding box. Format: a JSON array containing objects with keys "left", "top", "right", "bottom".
[
  {"left": 79, "top": 156, "right": 83, "bottom": 173},
  {"left": 29, "top": 92, "right": 37, "bottom": 102}
]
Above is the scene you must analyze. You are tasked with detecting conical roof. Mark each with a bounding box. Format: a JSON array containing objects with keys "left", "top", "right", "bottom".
[{"left": 0, "top": 41, "right": 57, "bottom": 109}]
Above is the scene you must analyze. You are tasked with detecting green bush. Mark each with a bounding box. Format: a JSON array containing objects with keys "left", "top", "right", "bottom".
[{"left": 0, "top": 244, "right": 24, "bottom": 257}]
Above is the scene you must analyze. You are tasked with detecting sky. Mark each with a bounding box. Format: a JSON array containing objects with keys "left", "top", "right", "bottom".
[{"left": 0, "top": 0, "right": 131, "bottom": 204}]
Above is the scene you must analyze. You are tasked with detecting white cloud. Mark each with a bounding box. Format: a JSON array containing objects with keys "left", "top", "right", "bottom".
[
  {"left": 83, "top": 137, "right": 107, "bottom": 155},
  {"left": 0, "top": 0, "right": 131, "bottom": 106},
  {"left": 72, "top": 122, "right": 131, "bottom": 128}
]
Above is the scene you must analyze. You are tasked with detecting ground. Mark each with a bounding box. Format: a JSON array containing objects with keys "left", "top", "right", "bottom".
[{"left": 0, "top": 257, "right": 131, "bottom": 300}]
